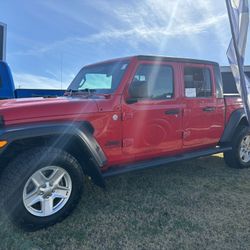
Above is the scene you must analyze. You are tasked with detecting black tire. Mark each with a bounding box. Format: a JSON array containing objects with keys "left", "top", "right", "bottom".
[
  {"left": 0, "top": 147, "right": 84, "bottom": 230},
  {"left": 224, "top": 125, "right": 250, "bottom": 168}
]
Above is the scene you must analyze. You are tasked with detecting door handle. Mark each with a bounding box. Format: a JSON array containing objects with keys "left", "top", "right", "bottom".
[
  {"left": 203, "top": 107, "right": 215, "bottom": 112},
  {"left": 165, "top": 109, "right": 180, "bottom": 115}
]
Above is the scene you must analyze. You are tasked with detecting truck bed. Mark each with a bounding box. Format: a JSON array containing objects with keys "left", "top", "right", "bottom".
[{"left": 224, "top": 94, "right": 243, "bottom": 123}]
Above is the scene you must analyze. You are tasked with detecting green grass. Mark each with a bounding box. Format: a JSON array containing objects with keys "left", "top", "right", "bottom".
[{"left": 1, "top": 154, "right": 250, "bottom": 250}]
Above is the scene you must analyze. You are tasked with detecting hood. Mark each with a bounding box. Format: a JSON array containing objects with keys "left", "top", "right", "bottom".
[{"left": 0, "top": 97, "right": 99, "bottom": 124}]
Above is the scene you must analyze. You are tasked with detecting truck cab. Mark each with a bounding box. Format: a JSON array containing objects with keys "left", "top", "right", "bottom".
[
  {"left": 0, "top": 55, "right": 248, "bottom": 230},
  {"left": 121, "top": 56, "right": 225, "bottom": 162}
]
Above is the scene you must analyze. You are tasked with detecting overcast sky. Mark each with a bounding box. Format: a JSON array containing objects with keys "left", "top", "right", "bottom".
[{"left": 0, "top": 0, "right": 250, "bottom": 89}]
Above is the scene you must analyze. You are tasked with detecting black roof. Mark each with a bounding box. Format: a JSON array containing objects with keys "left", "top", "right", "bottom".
[
  {"left": 84, "top": 55, "right": 219, "bottom": 68},
  {"left": 136, "top": 55, "right": 219, "bottom": 66}
]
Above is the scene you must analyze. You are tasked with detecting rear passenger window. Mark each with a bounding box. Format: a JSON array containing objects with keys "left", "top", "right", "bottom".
[
  {"left": 132, "top": 64, "right": 174, "bottom": 99},
  {"left": 184, "top": 67, "right": 212, "bottom": 98}
]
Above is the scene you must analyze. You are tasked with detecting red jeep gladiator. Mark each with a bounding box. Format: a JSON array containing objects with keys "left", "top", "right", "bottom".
[{"left": 0, "top": 55, "right": 248, "bottom": 229}]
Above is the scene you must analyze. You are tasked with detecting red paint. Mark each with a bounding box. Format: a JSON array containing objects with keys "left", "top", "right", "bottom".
[
  {"left": 180, "top": 63, "right": 225, "bottom": 150},
  {"left": 0, "top": 56, "right": 243, "bottom": 170}
]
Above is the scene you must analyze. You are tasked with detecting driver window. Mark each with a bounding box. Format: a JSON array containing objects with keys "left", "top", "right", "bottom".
[{"left": 131, "top": 64, "right": 174, "bottom": 99}]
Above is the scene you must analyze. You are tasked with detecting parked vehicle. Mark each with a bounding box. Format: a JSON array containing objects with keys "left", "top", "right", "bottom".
[
  {"left": 0, "top": 61, "right": 65, "bottom": 99},
  {"left": 0, "top": 55, "right": 248, "bottom": 230}
]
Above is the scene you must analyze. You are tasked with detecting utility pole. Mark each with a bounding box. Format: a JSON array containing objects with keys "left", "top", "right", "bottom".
[
  {"left": 60, "top": 53, "right": 63, "bottom": 90},
  {"left": 0, "top": 22, "right": 7, "bottom": 61}
]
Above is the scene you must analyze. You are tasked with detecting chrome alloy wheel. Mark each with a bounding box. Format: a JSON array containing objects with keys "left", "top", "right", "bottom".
[
  {"left": 23, "top": 166, "right": 72, "bottom": 217},
  {"left": 239, "top": 135, "right": 250, "bottom": 163}
]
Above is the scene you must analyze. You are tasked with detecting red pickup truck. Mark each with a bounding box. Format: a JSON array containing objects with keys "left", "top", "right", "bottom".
[{"left": 0, "top": 55, "right": 248, "bottom": 230}]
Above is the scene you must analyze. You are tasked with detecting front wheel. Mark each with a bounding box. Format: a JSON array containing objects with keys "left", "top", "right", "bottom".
[
  {"left": 0, "top": 147, "right": 84, "bottom": 230},
  {"left": 224, "top": 125, "right": 250, "bottom": 168}
]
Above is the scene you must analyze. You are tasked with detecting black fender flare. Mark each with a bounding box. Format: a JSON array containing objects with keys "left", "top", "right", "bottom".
[
  {"left": 220, "top": 108, "right": 248, "bottom": 143},
  {"left": 0, "top": 122, "right": 107, "bottom": 187}
]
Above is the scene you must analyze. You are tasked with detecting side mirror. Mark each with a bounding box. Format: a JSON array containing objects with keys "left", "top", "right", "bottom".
[{"left": 128, "top": 80, "right": 149, "bottom": 99}]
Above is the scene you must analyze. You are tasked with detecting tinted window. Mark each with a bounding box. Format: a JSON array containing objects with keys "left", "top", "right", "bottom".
[
  {"left": 221, "top": 70, "right": 250, "bottom": 94},
  {"left": 132, "top": 64, "right": 174, "bottom": 99},
  {"left": 184, "top": 67, "right": 212, "bottom": 98},
  {"left": 221, "top": 72, "right": 239, "bottom": 94}
]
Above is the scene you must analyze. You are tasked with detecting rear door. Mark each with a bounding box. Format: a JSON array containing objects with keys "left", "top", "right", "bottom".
[
  {"left": 121, "top": 61, "right": 183, "bottom": 162},
  {"left": 181, "top": 63, "right": 224, "bottom": 149}
]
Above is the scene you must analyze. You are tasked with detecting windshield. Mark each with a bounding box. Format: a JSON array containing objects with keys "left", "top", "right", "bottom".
[{"left": 68, "top": 60, "right": 129, "bottom": 94}]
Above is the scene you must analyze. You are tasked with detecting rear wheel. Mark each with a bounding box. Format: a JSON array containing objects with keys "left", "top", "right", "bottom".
[
  {"left": 0, "top": 147, "right": 84, "bottom": 230},
  {"left": 224, "top": 125, "right": 250, "bottom": 168}
]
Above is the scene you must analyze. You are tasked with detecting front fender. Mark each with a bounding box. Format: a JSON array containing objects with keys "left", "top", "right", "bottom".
[{"left": 0, "top": 122, "right": 107, "bottom": 187}]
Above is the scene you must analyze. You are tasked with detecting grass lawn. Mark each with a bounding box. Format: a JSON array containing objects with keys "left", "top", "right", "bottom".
[{"left": 1, "top": 154, "right": 250, "bottom": 250}]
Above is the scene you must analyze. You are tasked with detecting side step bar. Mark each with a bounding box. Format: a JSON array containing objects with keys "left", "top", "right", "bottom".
[{"left": 102, "top": 146, "right": 232, "bottom": 178}]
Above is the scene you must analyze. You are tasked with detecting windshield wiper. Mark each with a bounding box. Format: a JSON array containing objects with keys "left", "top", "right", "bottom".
[
  {"left": 79, "top": 88, "right": 96, "bottom": 93},
  {"left": 66, "top": 88, "right": 96, "bottom": 97}
]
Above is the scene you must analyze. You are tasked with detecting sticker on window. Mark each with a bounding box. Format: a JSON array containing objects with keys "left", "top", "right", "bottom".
[
  {"left": 185, "top": 88, "right": 196, "bottom": 98},
  {"left": 121, "top": 64, "right": 128, "bottom": 70}
]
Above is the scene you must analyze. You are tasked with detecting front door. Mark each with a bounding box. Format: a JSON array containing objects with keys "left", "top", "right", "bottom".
[{"left": 122, "top": 62, "right": 183, "bottom": 162}]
